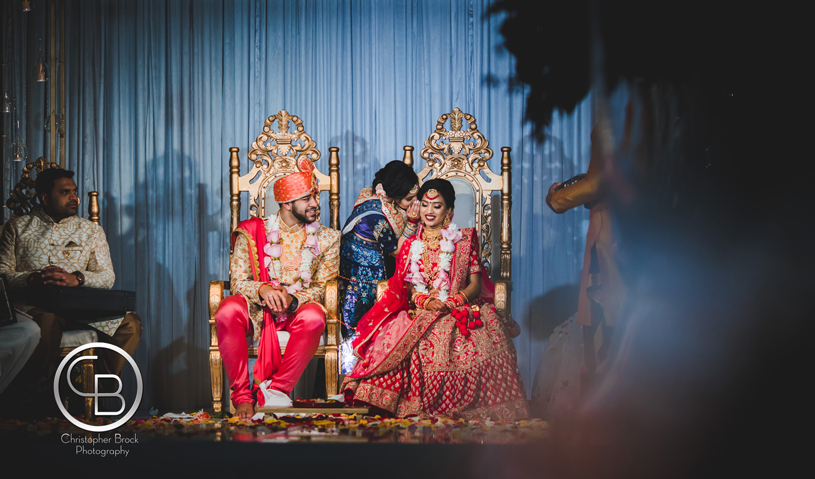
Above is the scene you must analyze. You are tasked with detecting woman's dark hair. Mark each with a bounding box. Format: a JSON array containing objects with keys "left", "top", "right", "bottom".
[
  {"left": 372, "top": 161, "right": 419, "bottom": 200},
  {"left": 417, "top": 178, "right": 455, "bottom": 210}
]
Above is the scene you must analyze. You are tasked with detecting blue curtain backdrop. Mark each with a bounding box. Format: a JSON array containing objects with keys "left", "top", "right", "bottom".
[{"left": 3, "top": 0, "right": 592, "bottom": 412}]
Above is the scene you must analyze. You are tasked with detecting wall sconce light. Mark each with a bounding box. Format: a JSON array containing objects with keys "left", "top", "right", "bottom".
[
  {"left": 12, "top": 138, "right": 28, "bottom": 162},
  {"left": 34, "top": 55, "right": 49, "bottom": 82},
  {"left": 23, "top": 1, "right": 31, "bottom": 12},
  {"left": 2, "top": 91, "right": 11, "bottom": 113}
]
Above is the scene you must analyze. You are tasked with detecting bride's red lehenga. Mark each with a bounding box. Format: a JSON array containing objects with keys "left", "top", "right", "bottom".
[{"left": 341, "top": 224, "right": 530, "bottom": 420}]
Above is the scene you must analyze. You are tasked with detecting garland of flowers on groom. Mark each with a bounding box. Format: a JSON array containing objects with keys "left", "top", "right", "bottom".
[{"left": 262, "top": 213, "right": 322, "bottom": 294}]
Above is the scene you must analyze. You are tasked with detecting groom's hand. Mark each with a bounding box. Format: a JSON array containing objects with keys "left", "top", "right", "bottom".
[{"left": 259, "top": 284, "right": 293, "bottom": 314}]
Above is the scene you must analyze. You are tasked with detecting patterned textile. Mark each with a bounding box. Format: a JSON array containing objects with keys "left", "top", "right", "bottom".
[
  {"left": 338, "top": 193, "right": 403, "bottom": 374},
  {"left": 339, "top": 225, "right": 395, "bottom": 328},
  {"left": 347, "top": 187, "right": 407, "bottom": 238},
  {"left": 0, "top": 206, "right": 115, "bottom": 289},
  {"left": 229, "top": 217, "right": 340, "bottom": 340},
  {"left": 338, "top": 234, "right": 391, "bottom": 374},
  {"left": 342, "top": 228, "right": 529, "bottom": 420}
]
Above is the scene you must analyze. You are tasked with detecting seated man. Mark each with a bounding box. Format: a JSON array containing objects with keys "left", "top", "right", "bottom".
[
  {"left": 0, "top": 169, "right": 142, "bottom": 410},
  {"left": 214, "top": 162, "right": 340, "bottom": 420}
]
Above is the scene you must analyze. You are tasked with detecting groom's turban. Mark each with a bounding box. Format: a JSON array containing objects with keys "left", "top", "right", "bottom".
[{"left": 273, "top": 157, "right": 319, "bottom": 203}]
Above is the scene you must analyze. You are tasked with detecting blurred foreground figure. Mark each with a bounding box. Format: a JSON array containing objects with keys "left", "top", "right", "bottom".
[
  {"left": 493, "top": 0, "right": 805, "bottom": 476},
  {"left": 546, "top": 126, "right": 626, "bottom": 395}
]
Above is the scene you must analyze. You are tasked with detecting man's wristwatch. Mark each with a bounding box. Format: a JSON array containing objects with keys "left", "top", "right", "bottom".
[
  {"left": 287, "top": 295, "right": 300, "bottom": 312},
  {"left": 72, "top": 271, "right": 86, "bottom": 287}
]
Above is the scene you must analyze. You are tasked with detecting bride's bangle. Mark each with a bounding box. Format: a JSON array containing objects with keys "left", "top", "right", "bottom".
[{"left": 403, "top": 224, "right": 418, "bottom": 238}]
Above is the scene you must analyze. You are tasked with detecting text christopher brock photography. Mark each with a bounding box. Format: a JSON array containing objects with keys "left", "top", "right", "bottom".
[{"left": 61, "top": 432, "right": 140, "bottom": 457}]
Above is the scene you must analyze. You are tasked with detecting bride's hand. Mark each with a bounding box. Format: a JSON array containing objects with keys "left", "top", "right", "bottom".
[{"left": 426, "top": 299, "right": 450, "bottom": 313}]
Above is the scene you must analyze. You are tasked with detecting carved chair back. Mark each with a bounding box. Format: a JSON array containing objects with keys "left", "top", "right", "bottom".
[
  {"left": 209, "top": 110, "right": 342, "bottom": 413},
  {"left": 228, "top": 109, "right": 340, "bottom": 231},
  {"left": 400, "top": 108, "right": 513, "bottom": 319}
]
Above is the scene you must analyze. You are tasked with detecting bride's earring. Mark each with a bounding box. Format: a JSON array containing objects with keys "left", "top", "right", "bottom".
[{"left": 442, "top": 212, "right": 451, "bottom": 228}]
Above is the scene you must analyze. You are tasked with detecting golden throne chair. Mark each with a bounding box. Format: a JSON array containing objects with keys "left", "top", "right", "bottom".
[
  {"left": 379, "top": 108, "right": 514, "bottom": 322},
  {"left": 208, "top": 110, "right": 341, "bottom": 413},
  {"left": 3, "top": 156, "right": 103, "bottom": 419}
]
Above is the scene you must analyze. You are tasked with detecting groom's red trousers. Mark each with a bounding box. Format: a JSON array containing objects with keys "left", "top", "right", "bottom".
[{"left": 215, "top": 295, "right": 325, "bottom": 406}]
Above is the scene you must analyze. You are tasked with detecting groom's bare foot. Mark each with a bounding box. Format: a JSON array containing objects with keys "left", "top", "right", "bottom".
[{"left": 235, "top": 402, "right": 256, "bottom": 420}]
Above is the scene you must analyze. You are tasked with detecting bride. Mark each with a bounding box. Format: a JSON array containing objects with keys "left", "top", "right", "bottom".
[{"left": 341, "top": 178, "right": 529, "bottom": 420}]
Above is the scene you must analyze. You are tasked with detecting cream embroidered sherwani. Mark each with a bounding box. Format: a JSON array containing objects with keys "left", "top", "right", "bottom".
[
  {"left": 0, "top": 206, "right": 141, "bottom": 381},
  {"left": 230, "top": 219, "right": 340, "bottom": 340},
  {"left": 0, "top": 206, "right": 115, "bottom": 290}
]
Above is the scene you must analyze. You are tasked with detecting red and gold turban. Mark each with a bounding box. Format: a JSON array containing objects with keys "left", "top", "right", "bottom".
[{"left": 273, "top": 156, "right": 319, "bottom": 203}]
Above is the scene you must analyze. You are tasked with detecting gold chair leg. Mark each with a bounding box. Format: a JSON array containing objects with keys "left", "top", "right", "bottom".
[
  {"left": 324, "top": 348, "right": 338, "bottom": 397},
  {"left": 81, "top": 348, "right": 95, "bottom": 420},
  {"left": 210, "top": 350, "right": 223, "bottom": 413}
]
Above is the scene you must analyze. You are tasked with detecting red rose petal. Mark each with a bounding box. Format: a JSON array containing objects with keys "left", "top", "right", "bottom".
[
  {"left": 468, "top": 321, "right": 476, "bottom": 329},
  {"left": 475, "top": 319, "right": 483, "bottom": 327},
  {"left": 472, "top": 311, "right": 481, "bottom": 318}
]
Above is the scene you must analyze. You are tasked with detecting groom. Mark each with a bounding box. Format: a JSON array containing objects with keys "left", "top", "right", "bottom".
[{"left": 215, "top": 167, "right": 340, "bottom": 420}]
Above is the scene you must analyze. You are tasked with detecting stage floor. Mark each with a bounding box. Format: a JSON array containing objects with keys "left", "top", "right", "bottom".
[
  {"left": 2, "top": 413, "right": 554, "bottom": 478},
  {"left": 1, "top": 410, "right": 549, "bottom": 444}
]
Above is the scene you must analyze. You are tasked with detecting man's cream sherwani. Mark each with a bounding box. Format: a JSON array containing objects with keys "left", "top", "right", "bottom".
[
  {"left": 0, "top": 206, "right": 120, "bottom": 334},
  {"left": 0, "top": 206, "right": 115, "bottom": 289}
]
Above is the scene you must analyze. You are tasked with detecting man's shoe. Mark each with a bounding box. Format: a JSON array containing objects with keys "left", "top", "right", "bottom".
[{"left": 257, "top": 380, "right": 292, "bottom": 407}]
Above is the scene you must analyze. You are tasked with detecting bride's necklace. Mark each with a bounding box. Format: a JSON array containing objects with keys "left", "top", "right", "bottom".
[
  {"left": 422, "top": 227, "right": 442, "bottom": 282},
  {"left": 407, "top": 223, "right": 460, "bottom": 302}
]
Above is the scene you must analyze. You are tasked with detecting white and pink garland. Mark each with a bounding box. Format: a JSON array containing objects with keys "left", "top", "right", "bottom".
[
  {"left": 406, "top": 223, "right": 463, "bottom": 301},
  {"left": 263, "top": 213, "right": 321, "bottom": 294}
]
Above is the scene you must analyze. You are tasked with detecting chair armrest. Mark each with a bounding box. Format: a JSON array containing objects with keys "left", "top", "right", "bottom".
[
  {"left": 493, "top": 280, "right": 512, "bottom": 323},
  {"left": 209, "top": 280, "right": 229, "bottom": 349}
]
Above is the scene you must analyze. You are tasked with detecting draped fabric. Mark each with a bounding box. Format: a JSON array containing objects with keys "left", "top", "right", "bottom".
[{"left": 2, "top": 0, "right": 592, "bottom": 412}]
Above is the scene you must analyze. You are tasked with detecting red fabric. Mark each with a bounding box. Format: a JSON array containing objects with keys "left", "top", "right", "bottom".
[
  {"left": 230, "top": 217, "right": 279, "bottom": 355},
  {"left": 266, "top": 302, "right": 325, "bottom": 393},
  {"left": 216, "top": 297, "right": 325, "bottom": 404},
  {"left": 341, "top": 226, "right": 529, "bottom": 419},
  {"left": 350, "top": 225, "right": 497, "bottom": 375},
  {"left": 215, "top": 295, "right": 270, "bottom": 405},
  {"left": 219, "top": 217, "right": 280, "bottom": 405}
]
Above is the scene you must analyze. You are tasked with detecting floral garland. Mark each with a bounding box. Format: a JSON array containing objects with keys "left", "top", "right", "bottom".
[
  {"left": 406, "top": 223, "right": 462, "bottom": 301},
  {"left": 263, "top": 213, "right": 321, "bottom": 294}
]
